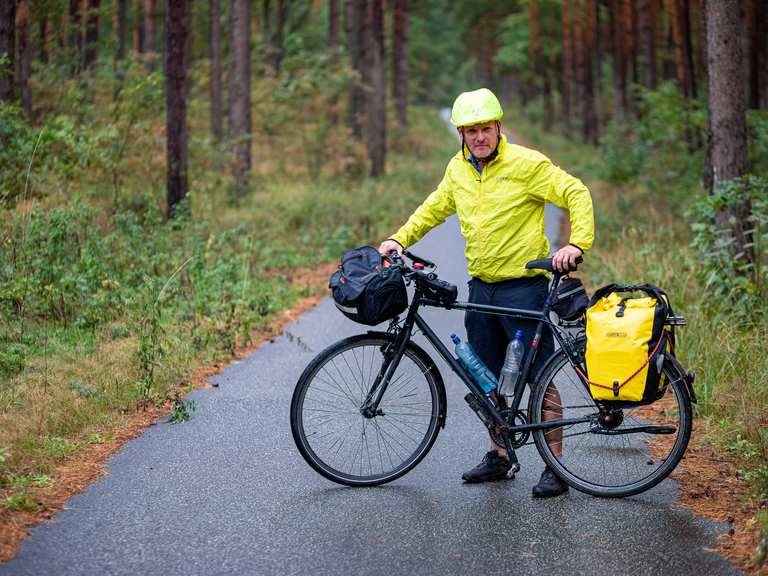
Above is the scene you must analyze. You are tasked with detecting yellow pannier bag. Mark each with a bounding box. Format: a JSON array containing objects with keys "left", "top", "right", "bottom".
[{"left": 582, "top": 284, "right": 674, "bottom": 404}]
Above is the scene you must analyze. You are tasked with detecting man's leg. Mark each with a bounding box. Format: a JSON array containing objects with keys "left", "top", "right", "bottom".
[
  {"left": 461, "top": 278, "right": 512, "bottom": 483},
  {"left": 494, "top": 276, "right": 568, "bottom": 498}
]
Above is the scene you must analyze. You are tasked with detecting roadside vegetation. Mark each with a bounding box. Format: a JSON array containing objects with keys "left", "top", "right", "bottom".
[
  {"left": 0, "top": 55, "right": 456, "bottom": 512},
  {"left": 510, "top": 86, "right": 768, "bottom": 540}
]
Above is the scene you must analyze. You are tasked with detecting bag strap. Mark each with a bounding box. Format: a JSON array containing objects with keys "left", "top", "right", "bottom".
[
  {"left": 576, "top": 331, "right": 668, "bottom": 396},
  {"left": 588, "top": 283, "right": 673, "bottom": 316}
]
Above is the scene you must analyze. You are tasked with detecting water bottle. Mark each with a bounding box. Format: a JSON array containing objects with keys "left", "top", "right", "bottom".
[
  {"left": 498, "top": 329, "right": 525, "bottom": 398},
  {"left": 450, "top": 334, "right": 498, "bottom": 395}
]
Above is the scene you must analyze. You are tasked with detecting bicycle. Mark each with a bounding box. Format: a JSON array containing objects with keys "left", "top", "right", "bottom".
[{"left": 290, "top": 251, "right": 696, "bottom": 497}]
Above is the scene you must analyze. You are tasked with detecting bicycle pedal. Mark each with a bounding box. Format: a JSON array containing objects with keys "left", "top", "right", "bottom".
[{"left": 510, "top": 463, "right": 521, "bottom": 475}]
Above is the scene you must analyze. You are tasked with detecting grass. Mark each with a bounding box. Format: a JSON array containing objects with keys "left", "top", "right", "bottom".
[{"left": 0, "top": 63, "right": 458, "bottom": 509}]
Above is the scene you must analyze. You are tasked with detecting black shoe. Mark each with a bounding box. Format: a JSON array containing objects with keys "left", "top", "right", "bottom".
[
  {"left": 532, "top": 467, "right": 569, "bottom": 498},
  {"left": 461, "top": 450, "right": 512, "bottom": 483}
]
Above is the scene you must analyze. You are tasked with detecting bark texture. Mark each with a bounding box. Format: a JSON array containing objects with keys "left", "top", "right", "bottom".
[
  {"left": 366, "top": 0, "right": 386, "bottom": 176},
  {"left": 392, "top": 0, "right": 408, "bottom": 127},
  {"left": 560, "top": 0, "right": 573, "bottom": 137},
  {"left": 272, "top": 0, "right": 287, "bottom": 74},
  {"left": 1, "top": 0, "right": 17, "bottom": 102},
  {"left": 16, "top": 0, "right": 31, "bottom": 116},
  {"left": 610, "top": 0, "right": 629, "bottom": 118},
  {"left": 166, "top": 0, "right": 190, "bottom": 218},
  {"left": 210, "top": 0, "right": 223, "bottom": 140},
  {"left": 116, "top": 0, "right": 128, "bottom": 60},
  {"left": 84, "top": 0, "right": 101, "bottom": 68},
  {"left": 705, "top": 0, "right": 748, "bottom": 188},
  {"left": 229, "top": 0, "right": 252, "bottom": 192},
  {"left": 347, "top": 0, "right": 366, "bottom": 139},
  {"left": 638, "top": 0, "right": 658, "bottom": 89},
  {"left": 69, "top": 0, "right": 82, "bottom": 74},
  {"left": 143, "top": 0, "right": 156, "bottom": 72}
]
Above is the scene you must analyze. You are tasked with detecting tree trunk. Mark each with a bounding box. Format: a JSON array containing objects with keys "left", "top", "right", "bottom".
[
  {"left": 366, "top": 0, "right": 386, "bottom": 176},
  {"left": 610, "top": 0, "right": 629, "bottom": 119},
  {"left": 229, "top": 0, "right": 252, "bottom": 192},
  {"left": 747, "top": 0, "right": 763, "bottom": 109},
  {"left": 347, "top": 0, "right": 365, "bottom": 139},
  {"left": 70, "top": 0, "right": 82, "bottom": 75},
  {"left": 271, "top": 0, "right": 287, "bottom": 74},
  {"left": 706, "top": 0, "right": 748, "bottom": 188},
  {"left": 210, "top": 0, "right": 223, "bottom": 140},
  {"left": 667, "top": 0, "right": 695, "bottom": 98},
  {"left": 262, "top": 0, "right": 272, "bottom": 73},
  {"left": 592, "top": 0, "right": 603, "bottom": 139},
  {"left": 759, "top": 0, "right": 768, "bottom": 108},
  {"left": 638, "top": 0, "right": 658, "bottom": 89},
  {"left": 116, "top": 0, "right": 128, "bottom": 60},
  {"left": 38, "top": 18, "right": 47, "bottom": 63},
  {"left": 583, "top": 0, "right": 597, "bottom": 143},
  {"left": 529, "top": 0, "right": 542, "bottom": 107},
  {"left": 542, "top": 0, "right": 556, "bottom": 132},
  {"left": 144, "top": 0, "right": 155, "bottom": 72},
  {"left": 705, "top": 0, "right": 752, "bottom": 265},
  {"left": 628, "top": 0, "right": 639, "bottom": 87},
  {"left": 84, "top": 0, "right": 101, "bottom": 68},
  {"left": 392, "top": 0, "right": 408, "bottom": 127},
  {"left": 329, "top": 0, "right": 339, "bottom": 49},
  {"left": 16, "top": 0, "right": 31, "bottom": 116},
  {"left": 166, "top": 0, "right": 190, "bottom": 218},
  {"left": 135, "top": 0, "right": 144, "bottom": 52},
  {"left": 0, "top": 0, "right": 15, "bottom": 103},
  {"left": 561, "top": 0, "right": 573, "bottom": 138}
]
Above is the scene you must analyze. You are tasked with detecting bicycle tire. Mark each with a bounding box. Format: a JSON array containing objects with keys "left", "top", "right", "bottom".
[
  {"left": 529, "top": 346, "right": 692, "bottom": 498},
  {"left": 291, "top": 333, "right": 444, "bottom": 487}
]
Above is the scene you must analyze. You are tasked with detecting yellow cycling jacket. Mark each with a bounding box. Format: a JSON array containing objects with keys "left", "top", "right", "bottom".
[{"left": 390, "top": 135, "right": 594, "bottom": 283}]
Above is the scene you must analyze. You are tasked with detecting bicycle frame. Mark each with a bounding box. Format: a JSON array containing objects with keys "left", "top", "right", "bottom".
[{"left": 361, "top": 270, "right": 594, "bottom": 467}]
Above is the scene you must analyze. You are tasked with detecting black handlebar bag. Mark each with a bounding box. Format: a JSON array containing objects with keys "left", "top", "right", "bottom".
[{"left": 329, "top": 246, "right": 408, "bottom": 326}]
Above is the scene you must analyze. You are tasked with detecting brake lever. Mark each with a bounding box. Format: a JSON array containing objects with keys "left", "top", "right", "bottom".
[{"left": 403, "top": 249, "right": 436, "bottom": 269}]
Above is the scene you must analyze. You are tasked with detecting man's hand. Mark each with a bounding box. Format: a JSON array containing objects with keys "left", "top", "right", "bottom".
[
  {"left": 378, "top": 239, "right": 404, "bottom": 257},
  {"left": 552, "top": 244, "right": 582, "bottom": 273}
]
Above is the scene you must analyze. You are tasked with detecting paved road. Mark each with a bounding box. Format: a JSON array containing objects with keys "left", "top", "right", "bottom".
[{"left": 1, "top": 132, "right": 738, "bottom": 576}]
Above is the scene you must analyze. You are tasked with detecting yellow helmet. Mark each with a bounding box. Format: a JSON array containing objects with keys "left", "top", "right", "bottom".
[{"left": 450, "top": 88, "right": 504, "bottom": 127}]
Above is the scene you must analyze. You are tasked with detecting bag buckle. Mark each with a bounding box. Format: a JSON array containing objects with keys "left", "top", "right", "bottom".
[{"left": 612, "top": 380, "right": 620, "bottom": 397}]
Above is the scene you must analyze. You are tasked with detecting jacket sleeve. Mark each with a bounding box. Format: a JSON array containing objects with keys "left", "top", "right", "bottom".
[
  {"left": 389, "top": 169, "right": 457, "bottom": 249},
  {"left": 527, "top": 158, "right": 595, "bottom": 251}
]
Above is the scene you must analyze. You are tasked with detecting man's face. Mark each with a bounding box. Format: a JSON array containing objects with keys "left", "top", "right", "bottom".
[{"left": 460, "top": 121, "right": 500, "bottom": 160}]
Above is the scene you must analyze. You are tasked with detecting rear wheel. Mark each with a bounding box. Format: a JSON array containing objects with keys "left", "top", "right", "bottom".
[
  {"left": 291, "top": 334, "right": 443, "bottom": 486},
  {"left": 528, "top": 347, "right": 692, "bottom": 498}
]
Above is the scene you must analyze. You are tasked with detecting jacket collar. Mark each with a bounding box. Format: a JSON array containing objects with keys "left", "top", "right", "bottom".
[{"left": 461, "top": 134, "right": 508, "bottom": 169}]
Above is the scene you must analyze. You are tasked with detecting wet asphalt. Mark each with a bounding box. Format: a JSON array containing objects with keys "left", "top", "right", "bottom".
[{"left": 0, "top": 213, "right": 739, "bottom": 576}]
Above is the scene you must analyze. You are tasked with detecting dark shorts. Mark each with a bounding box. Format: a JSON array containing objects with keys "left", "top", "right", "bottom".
[{"left": 464, "top": 275, "right": 555, "bottom": 383}]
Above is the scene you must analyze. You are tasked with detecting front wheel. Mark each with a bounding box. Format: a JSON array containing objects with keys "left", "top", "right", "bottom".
[
  {"left": 528, "top": 348, "right": 692, "bottom": 498},
  {"left": 291, "top": 334, "right": 444, "bottom": 486}
]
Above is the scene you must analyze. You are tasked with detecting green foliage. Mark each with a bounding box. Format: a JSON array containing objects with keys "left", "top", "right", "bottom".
[
  {"left": 169, "top": 395, "right": 197, "bottom": 424},
  {"left": 598, "top": 83, "right": 706, "bottom": 198},
  {"left": 0, "top": 104, "right": 93, "bottom": 206},
  {"left": 687, "top": 175, "right": 768, "bottom": 320},
  {"left": 5, "top": 491, "right": 43, "bottom": 512}
]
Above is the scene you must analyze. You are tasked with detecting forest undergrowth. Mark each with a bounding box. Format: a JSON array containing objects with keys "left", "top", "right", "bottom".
[{"left": 0, "top": 56, "right": 457, "bottom": 513}]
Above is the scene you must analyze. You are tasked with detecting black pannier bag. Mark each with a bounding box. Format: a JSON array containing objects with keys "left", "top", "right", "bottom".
[
  {"left": 552, "top": 276, "right": 589, "bottom": 321},
  {"left": 329, "top": 246, "right": 408, "bottom": 326}
]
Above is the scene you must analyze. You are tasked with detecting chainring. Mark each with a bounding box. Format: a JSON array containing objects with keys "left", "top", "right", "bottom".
[{"left": 490, "top": 409, "right": 531, "bottom": 449}]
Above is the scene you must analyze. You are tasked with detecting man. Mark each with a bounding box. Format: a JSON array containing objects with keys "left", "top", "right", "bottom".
[{"left": 378, "top": 88, "right": 594, "bottom": 498}]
